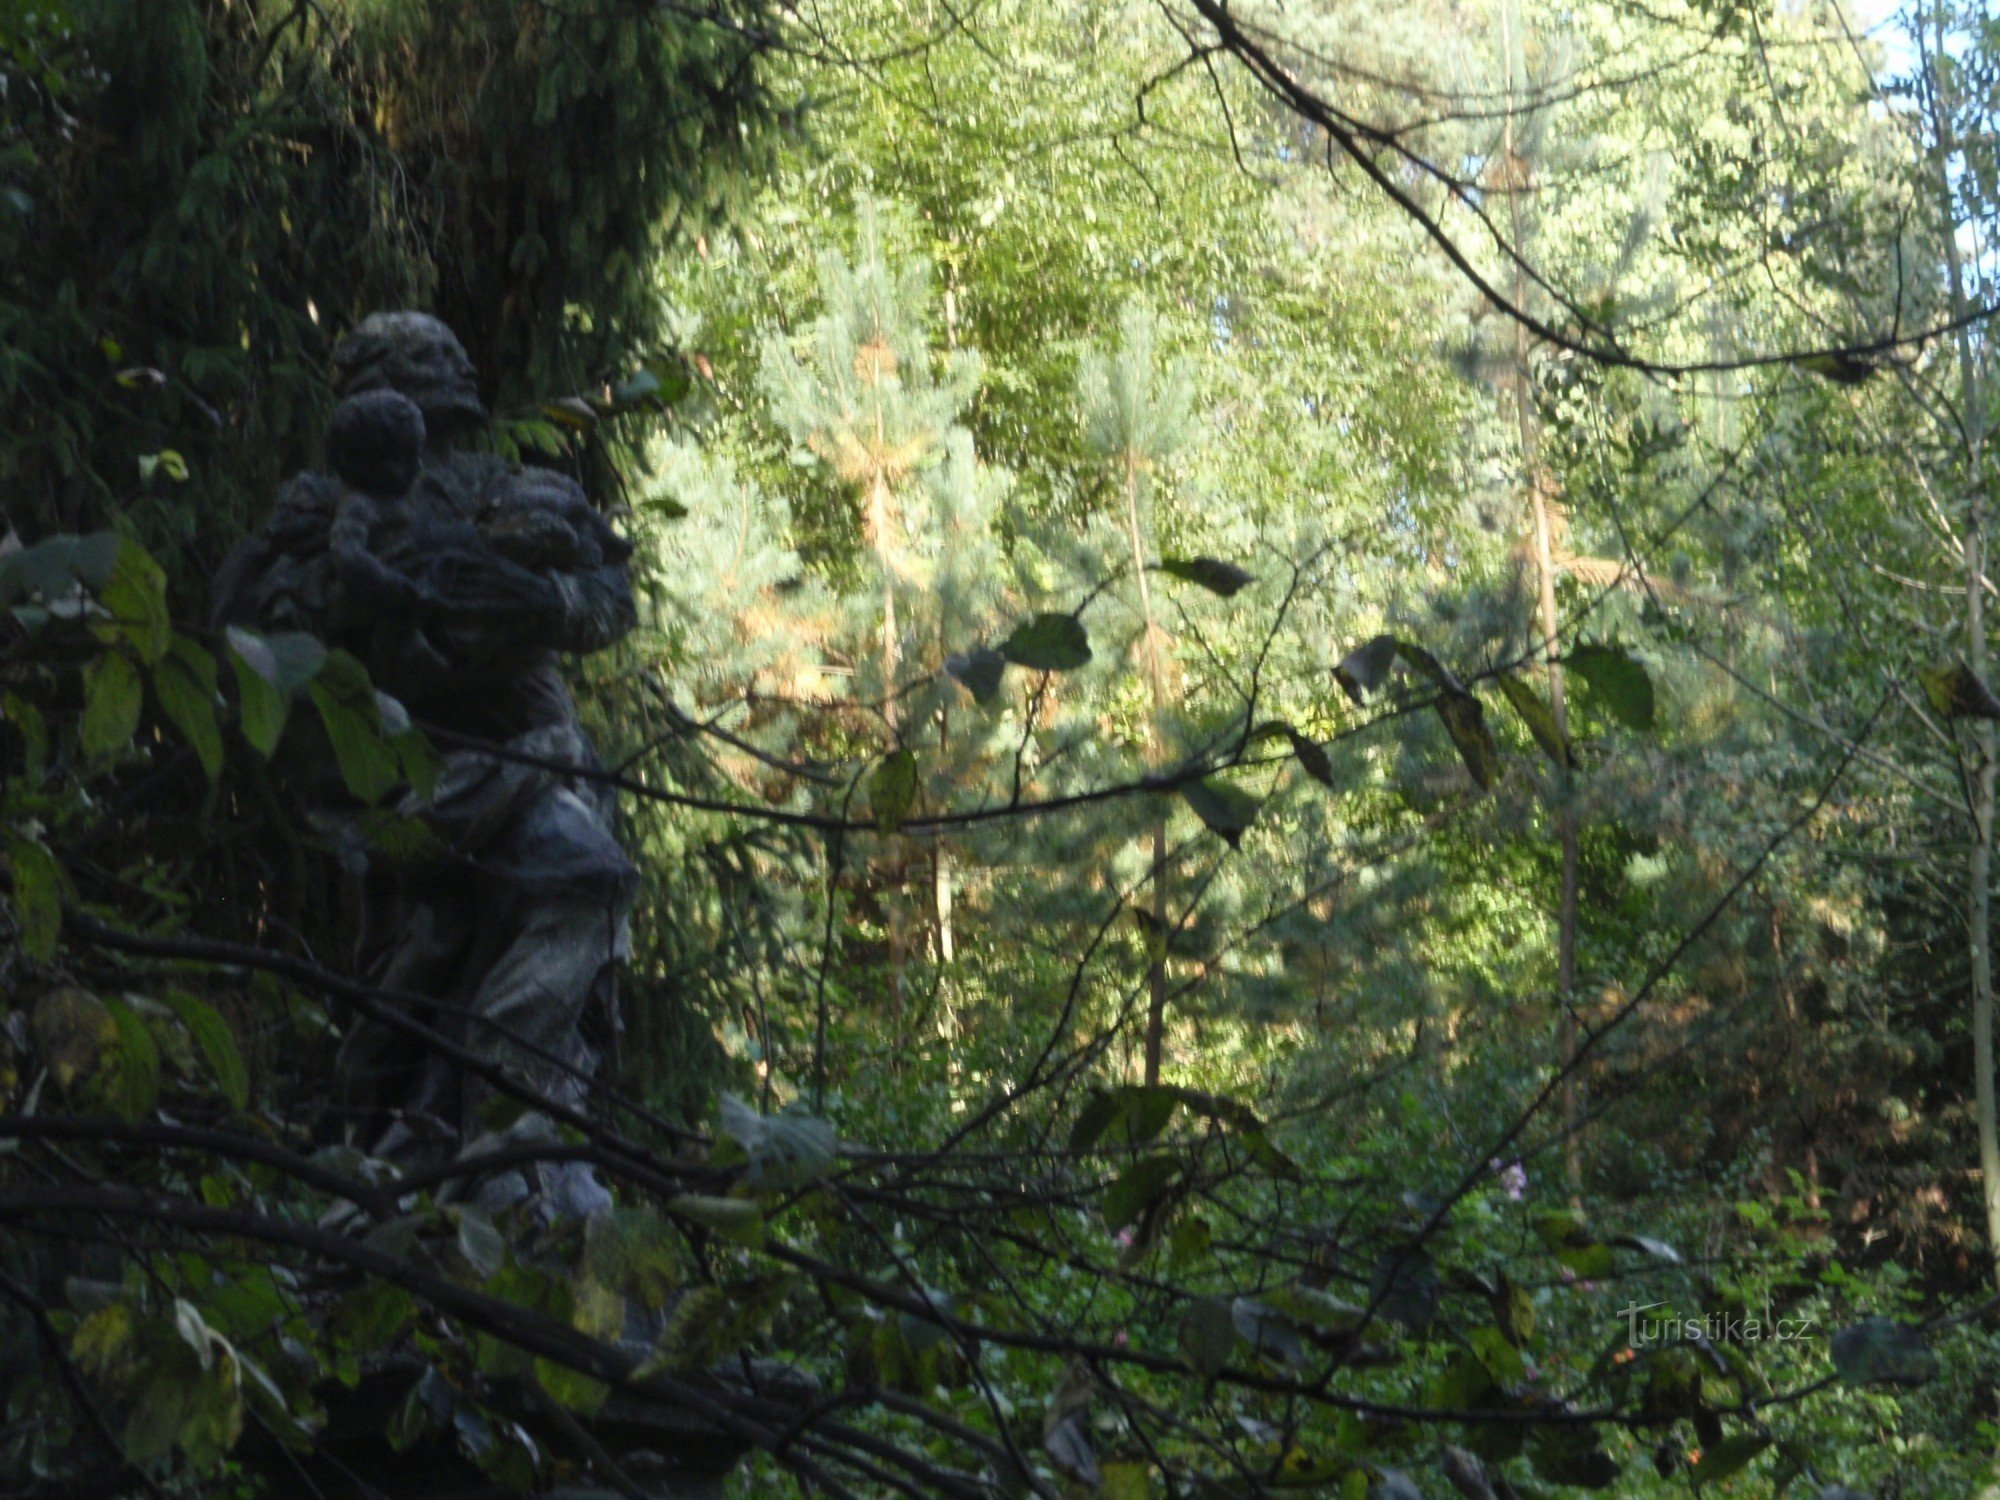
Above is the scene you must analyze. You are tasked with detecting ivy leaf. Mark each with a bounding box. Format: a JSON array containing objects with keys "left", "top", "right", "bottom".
[
  {"left": 1568, "top": 643, "right": 1656, "bottom": 732},
  {"left": 1830, "top": 1317, "right": 1935, "bottom": 1387},
  {"left": 1497, "top": 672, "right": 1572, "bottom": 766},
  {"left": 868, "top": 748, "right": 918, "bottom": 834},
  {"left": 81, "top": 650, "right": 143, "bottom": 760},
  {"left": 153, "top": 633, "right": 224, "bottom": 781},
  {"left": 1333, "top": 634, "right": 1399, "bottom": 703},
  {"left": 1919, "top": 661, "right": 2000, "bottom": 720},
  {"left": 164, "top": 991, "right": 249, "bottom": 1113},
  {"left": 1180, "top": 777, "right": 1259, "bottom": 847},
  {"left": 944, "top": 647, "right": 1006, "bottom": 705},
  {"left": 1158, "top": 556, "right": 1254, "bottom": 597},
  {"left": 1001, "top": 612, "right": 1092, "bottom": 671}
]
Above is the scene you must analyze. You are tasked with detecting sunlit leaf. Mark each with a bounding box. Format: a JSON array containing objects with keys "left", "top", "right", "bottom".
[
  {"left": 1568, "top": 643, "right": 1655, "bottom": 732},
  {"left": 868, "top": 748, "right": 918, "bottom": 834}
]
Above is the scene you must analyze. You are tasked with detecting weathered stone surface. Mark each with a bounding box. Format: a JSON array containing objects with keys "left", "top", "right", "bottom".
[{"left": 216, "top": 311, "right": 637, "bottom": 1221}]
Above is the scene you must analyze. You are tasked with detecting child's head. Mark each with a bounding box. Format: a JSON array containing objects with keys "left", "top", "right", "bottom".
[{"left": 326, "top": 390, "right": 427, "bottom": 498}]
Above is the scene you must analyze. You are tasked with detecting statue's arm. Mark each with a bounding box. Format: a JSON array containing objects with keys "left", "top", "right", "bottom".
[
  {"left": 211, "top": 473, "right": 341, "bottom": 631},
  {"left": 422, "top": 541, "right": 635, "bottom": 660}
]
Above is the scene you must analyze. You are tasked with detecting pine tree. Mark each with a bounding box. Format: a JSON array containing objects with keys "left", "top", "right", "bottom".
[
  {"left": 757, "top": 199, "right": 997, "bottom": 1013},
  {"left": 1077, "top": 299, "right": 1194, "bottom": 1085}
]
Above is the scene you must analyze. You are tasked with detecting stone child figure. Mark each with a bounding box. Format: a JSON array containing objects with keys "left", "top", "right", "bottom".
[{"left": 215, "top": 312, "right": 638, "bottom": 1221}]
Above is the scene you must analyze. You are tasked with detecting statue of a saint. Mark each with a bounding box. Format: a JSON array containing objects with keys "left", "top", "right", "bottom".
[{"left": 216, "top": 311, "right": 638, "bottom": 1221}]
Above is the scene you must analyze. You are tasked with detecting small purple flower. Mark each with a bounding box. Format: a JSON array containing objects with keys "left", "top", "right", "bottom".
[{"left": 1490, "top": 1158, "right": 1528, "bottom": 1201}]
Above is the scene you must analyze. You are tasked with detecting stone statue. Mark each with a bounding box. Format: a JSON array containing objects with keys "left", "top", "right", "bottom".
[{"left": 215, "top": 311, "right": 638, "bottom": 1221}]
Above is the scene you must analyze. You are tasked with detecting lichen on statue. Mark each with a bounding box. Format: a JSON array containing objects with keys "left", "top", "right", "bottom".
[{"left": 215, "top": 310, "right": 638, "bottom": 1223}]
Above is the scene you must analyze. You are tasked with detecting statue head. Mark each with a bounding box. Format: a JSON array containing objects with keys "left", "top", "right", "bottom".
[
  {"left": 332, "top": 312, "right": 486, "bottom": 443},
  {"left": 325, "top": 390, "right": 427, "bottom": 498}
]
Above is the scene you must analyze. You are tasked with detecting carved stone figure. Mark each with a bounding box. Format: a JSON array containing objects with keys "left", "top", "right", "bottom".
[{"left": 216, "top": 311, "right": 638, "bottom": 1221}]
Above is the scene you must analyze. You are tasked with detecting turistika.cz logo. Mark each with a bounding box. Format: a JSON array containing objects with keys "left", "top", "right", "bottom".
[{"left": 1619, "top": 1301, "right": 1818, "bottom": 1346}]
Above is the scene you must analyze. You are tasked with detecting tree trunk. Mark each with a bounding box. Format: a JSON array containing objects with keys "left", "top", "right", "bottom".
[
  {"left": 1502, "top": 0, "right": 1583, "bottom": 1197},
  {"left": 1928, "top": 1, "right": 2000, "bottom": 1291},
  {"left": 1124, "top": 452, "right": 1172, "bottom": 1087}
]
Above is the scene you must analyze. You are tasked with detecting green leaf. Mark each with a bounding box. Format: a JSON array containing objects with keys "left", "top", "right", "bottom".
[
  {"left": 1395, "top": 645, "right": 1500, "bottom": 788},
  {"left": 1435, "top": 690, "right": 1500, "bottom": 790},
  {"left": 1069, "top": 1085, "right": 1181, "bottom": 1152},
  {"left": 667, "top": 1194, "right": 765, "bottom": 1245},
  {"left": 1158, "top": 556, "right": 1254, "bottom": 597},
  {"left": 535, "top": 1357, "right": 608, "bottom": 1416},
  {"left": 309, "top": 650, "right": 400, "bottom": 804},
  {"left": 452, "top": 1207, "right": 507, "bottom": 1278},
  {"left": 1231, "top": 1296, "right": 1305, "bottom": 1368},
  {"left": 1919, "top": 660, "right": 2000, "bottom": 720},
  {"left": 333, "top": 1280, "right": 414, "bottom": 1354},
  {"left": 1180, "top": 777, "right": 1259, "bottom": 848},
  {"left": 1568, "top": 644, "right": 1656, "bottom": 732},
  {"left": 1101, "top": 1459, "right": 1154, "bottom": 1500},
  {"left": 103, "top": 997, "right": 160, "bottom": 1122},
  {"left": 96, "top": 537, "right": 170, "bottom": 664},
  {"left": 7, "top": 835, "right": 62, "bottom": 960},
  {"left": 1689, "top": 1433, "right": 1770, "bottom": 1484},
  {"left": 868, "top": 748, "right": 918, "bottom": 834},
  {"left": 716, "top": 1094, "right": 837, "bottom": 1187},
  {"left": 1800, "top": 351, "right": 1875, "bottom": 385},
  {"left": 1001, "top": 612, "right": 1092, "bottom": 671},
  {"left": 154, "top": 633, "right": 223, "bottom": 781},
  {"left": 1526, "top": 1422, "right": 1620, "bottom": 1489},
  {"left": 1497, "top": 672, "right": 1571, "bottom": 766},
  {"left": 1829, "top": 1317, "right": 1935, "bottom": 1387},
  {"left": 164, "top": 991, "right": 249, "bottom": 1112},
  {"left": 230, "top": 653, "right": 288, "bottom": 758},
  {"left": 80, "top": 650, "right": 143, "bottom": 760},
  {"left": 1103, "top": 1156, "right": 1181, "bottom": 1231},
  {"left": 123, "top": 1370, "right": 191, "bottom": 1464},
  {"left": 1333, "top": 634, "right": 1398, "bottom": 703},
  {"left": 226, "top": 627, "right": 324, "bottom": 759},
  {"left": 944, "top": 646, "right": 1006, "bottom": 704},
  {"left": 1177, "top": 1296, "right": 1237, "bottom": 1376}
]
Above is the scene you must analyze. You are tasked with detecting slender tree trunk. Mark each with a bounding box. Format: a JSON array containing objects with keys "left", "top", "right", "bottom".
[
  {"left": 1928, "top": 2, "right": 2000, "bottom": 1292},
  {"left": 1124, "top": 451, "right": 1172, "bottom": 1086},
  {"left": 873, "top": 469, "right": 906, "bottom": 1017},
  {"left": 1502, "top": 0, "right": 1583, "bottom": 1196}
]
